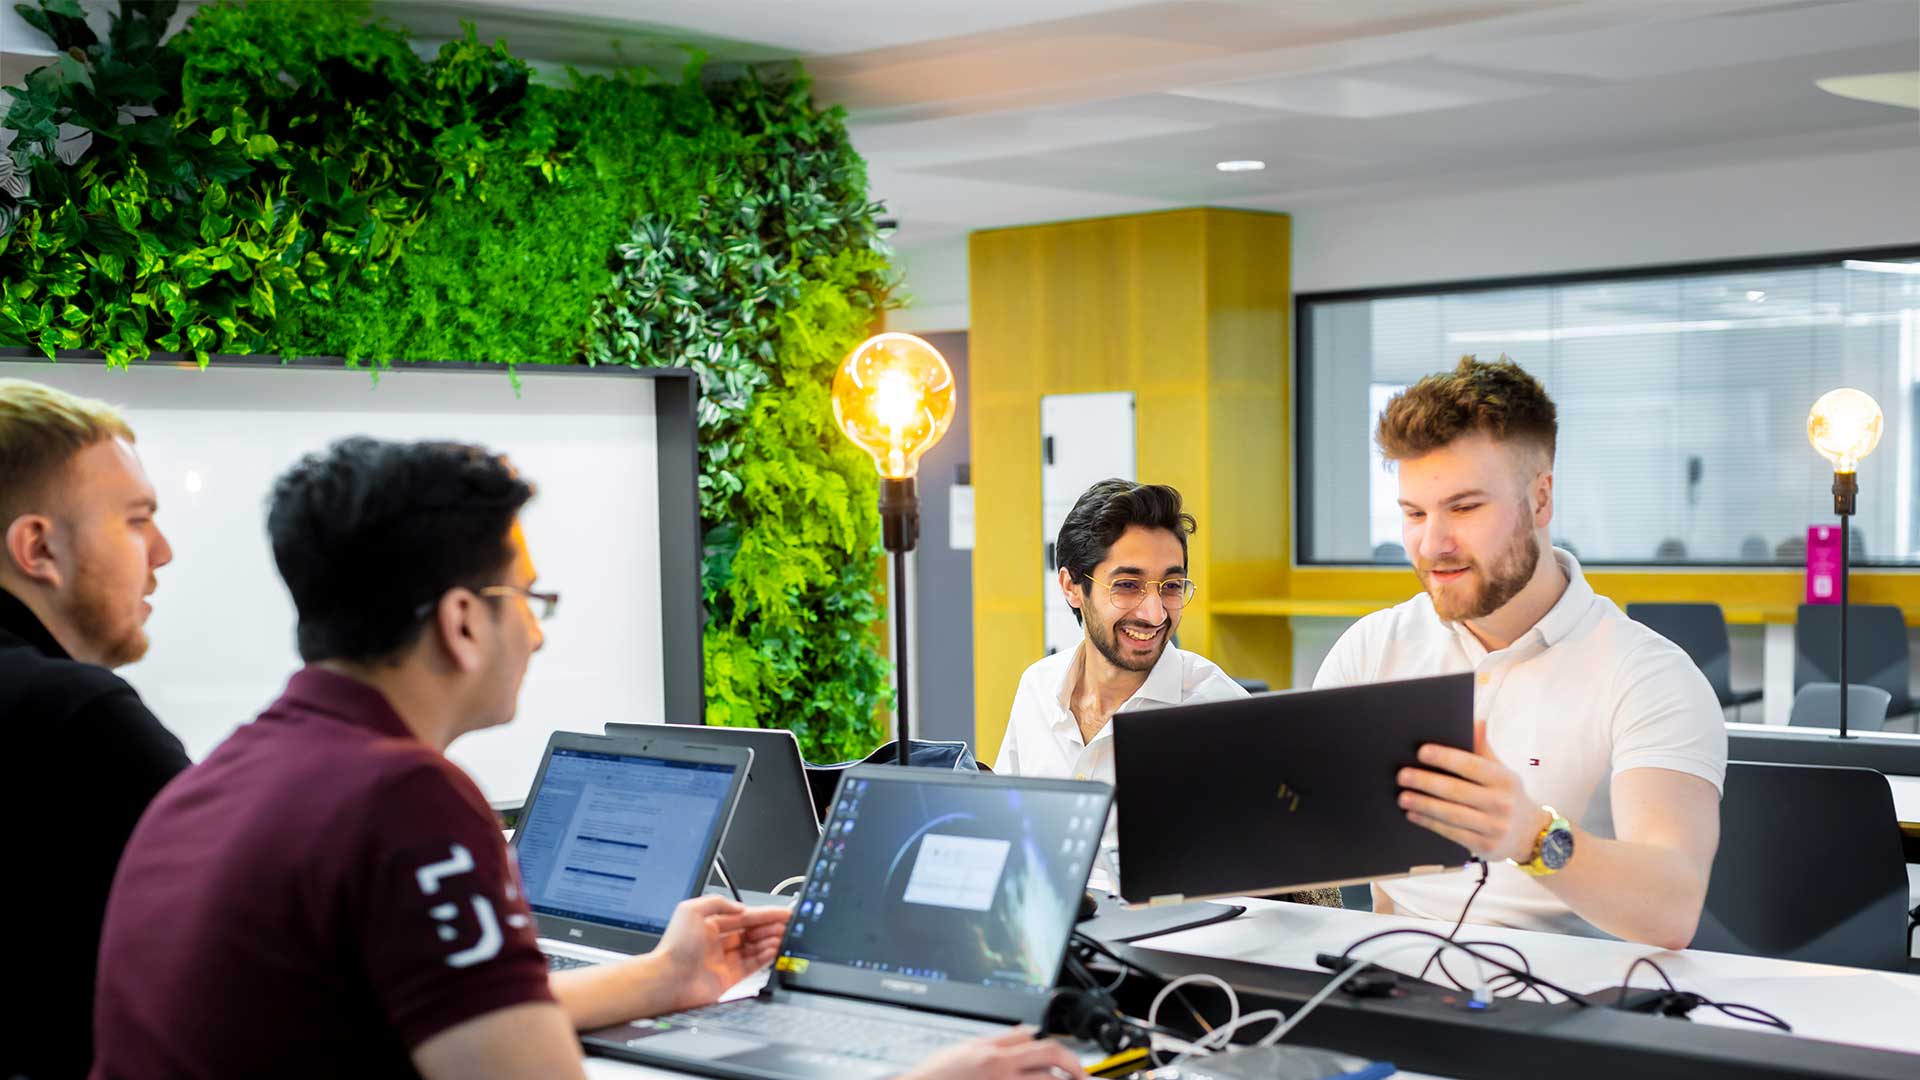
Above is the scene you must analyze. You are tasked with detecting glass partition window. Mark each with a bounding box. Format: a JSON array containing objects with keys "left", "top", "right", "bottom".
[{"left": 1299, "top": 251, "right": 1920, "bottom": 567}]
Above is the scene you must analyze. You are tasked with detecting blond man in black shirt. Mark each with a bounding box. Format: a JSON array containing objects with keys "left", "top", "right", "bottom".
[{"left": 0, "top": 378, "right": 188, "bottom": 1080}]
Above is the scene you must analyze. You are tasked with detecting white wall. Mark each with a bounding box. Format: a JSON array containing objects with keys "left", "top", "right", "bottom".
[
  {"left": 1289, "top": 143, "right": 1920, "bottom": 294},
  {"left": 900, "top": 142, "right": 1920, "bottom": 329},
  {"left": 7, "top": 360, "right": 668, "bottom": 802}
]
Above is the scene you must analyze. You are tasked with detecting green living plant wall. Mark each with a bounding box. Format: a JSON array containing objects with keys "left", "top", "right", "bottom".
[{"left": 0, "top": 0, "right": 897, "bottom": 762}]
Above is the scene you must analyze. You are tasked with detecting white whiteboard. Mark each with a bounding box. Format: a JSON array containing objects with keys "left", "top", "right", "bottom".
[{"left": 10, "top": 359, "right": 670, "bottom": 802}]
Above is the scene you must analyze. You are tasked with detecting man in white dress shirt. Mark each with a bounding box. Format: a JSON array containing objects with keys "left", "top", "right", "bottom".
[
  {"left": 995, "top": 479, "right": 1245, "bottom": 787},
  {"left": 1315, "top": 356, "right": 1725, "bottom": 947}
]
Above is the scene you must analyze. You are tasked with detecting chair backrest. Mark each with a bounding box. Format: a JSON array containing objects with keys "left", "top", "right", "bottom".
[
  {"left": 800, "top": 739, "right": 983, "bottom": 824},
  {"left": 1694, "top": 762, "right": 1909, "bottom": 971},
  {"left": 1788, "top": 682, "right": 1892, "bottom": 732},
  {"left": 1654, "top": 538, "right": 1688, "bottom": 561},
  {"left": 1371, "top": 542, "right": 1405, "bottom": 564},
  {"left": 1625, "top": 602, "right": 1736, "bottom": 707},
  {"left": 1738, "top": 535, "right": 1769, "bottom": 562},
  {"left": 1792, "top": 604, "right": 1913, "bottom": 717}
]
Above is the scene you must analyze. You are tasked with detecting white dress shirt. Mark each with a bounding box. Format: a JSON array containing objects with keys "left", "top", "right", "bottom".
[
  {"left": 1313, "top": 548, "right": 1726, "bottom": 938},
  {"left": 994, "top": 640, "right": 1250, "bottom": 786}
]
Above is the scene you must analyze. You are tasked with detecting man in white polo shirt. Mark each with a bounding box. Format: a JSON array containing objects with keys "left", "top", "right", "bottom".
[
  {"left": 1316, "top": 356, "right": 1725, "bottom": 947},
  {"left": 996, "top": 479, "right": 1245, "bottom": 788}
]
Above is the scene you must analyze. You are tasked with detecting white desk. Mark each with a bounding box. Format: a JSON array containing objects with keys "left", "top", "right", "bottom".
[
  {"left": 580, "top": 901, "right": 1920, "bottom": 1078},
  {"left": 1891, "top": 775, "right": 1920, "bottom": 829}
]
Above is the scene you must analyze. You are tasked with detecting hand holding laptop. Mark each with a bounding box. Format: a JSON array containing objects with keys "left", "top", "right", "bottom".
[
  {"left": 897, "top": 1027, "right": 1090, "bottom": 1080},
  {"left": 1397, "top": 720, "right": 1543, "bottom": 863},
  {"left": 653, "top": 895, "right": 792, "bottom": 1013}
]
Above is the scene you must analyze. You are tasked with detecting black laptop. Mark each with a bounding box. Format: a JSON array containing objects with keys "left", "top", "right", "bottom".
[
  {"left": 583, "top": 765, "right": 1113, "bottom": 1079},
  {"left": 605, "top": 723, "right": 821, "bottom": 893},
  {"left": 1112, "top": 672, "right": 1475, "bottom": 905},
  {"left": 512, "top": 732, "right": 753, "bottom": 969}
]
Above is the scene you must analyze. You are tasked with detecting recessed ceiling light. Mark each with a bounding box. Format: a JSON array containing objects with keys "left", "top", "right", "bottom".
[
  {"left": 1746, "top": 290, "right": 1767, "bottom": 303},
  {"left": 1215, "top": 159, "right": 1266, "bottom": 173},
  {"left": 1815, "top": 72, "right": 1919, "bottom": 110}
]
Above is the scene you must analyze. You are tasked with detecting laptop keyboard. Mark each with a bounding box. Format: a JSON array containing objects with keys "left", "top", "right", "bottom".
[
  {"left": 665, "top": 999, "right": 973, "bottom": 1063},
  {"left": 545, "top": 952, "right": 598, "bottom": 972}
]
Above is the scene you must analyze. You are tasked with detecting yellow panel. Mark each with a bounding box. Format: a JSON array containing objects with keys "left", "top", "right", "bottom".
[{"left": 969, "top": 208, "right": 1294, "bottom": 751}]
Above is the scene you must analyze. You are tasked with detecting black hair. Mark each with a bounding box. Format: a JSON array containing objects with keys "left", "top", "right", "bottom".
[
  {"left": 1054, "top": 480, "right": 1195, "bottom": 624},
  {"left": 267, "top": 437, "right": 535, "bottom": 664}
]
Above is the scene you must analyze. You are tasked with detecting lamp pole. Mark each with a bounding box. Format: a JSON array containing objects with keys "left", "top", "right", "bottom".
[
  {"left": 1832, "top": 471, "right": 1856, "bottom": 740},
  {"left": 881, "top": 477, "right": 919, "bottom": 766}
]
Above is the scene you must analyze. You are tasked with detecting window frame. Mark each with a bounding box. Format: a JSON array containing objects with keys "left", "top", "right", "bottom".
[{"left": 1293, "top": 243, "right": 1920, "bottom": 569}]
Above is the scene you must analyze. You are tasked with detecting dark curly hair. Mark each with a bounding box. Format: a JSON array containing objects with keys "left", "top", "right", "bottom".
[{"left": 1376, "top": 355, "right": 1557, "bottom": 465}]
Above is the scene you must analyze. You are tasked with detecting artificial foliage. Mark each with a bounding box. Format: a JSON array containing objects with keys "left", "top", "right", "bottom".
[{"left": 0, "top": 0, "right": 898, "bottom": 761}]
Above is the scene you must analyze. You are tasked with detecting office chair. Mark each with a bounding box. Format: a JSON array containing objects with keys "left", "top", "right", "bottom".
[
  {"left": 1654, "top": 538, "right": 1688, "bottom": 561},
  {"left": 1775, "top": 536, "right": 1806, "bottom": 562},
  {"left": 1793, "top": 604, "right": 1914, "bottom": 719},
  {"left": 1739, "top": 535, "right": 1769, "bottom": 562},
  {"left": 1788, "top": 683, "right": 1892, "bottom": 732},
  {"left": 1694, "top": 762, "right": 1910, "bottom": 971},
  {"left": 1371, "top": 541, "right": 1405, "bottom": 564},
  {"left": 1625, "top": 603, "right": 1762, "bottom": 712}
]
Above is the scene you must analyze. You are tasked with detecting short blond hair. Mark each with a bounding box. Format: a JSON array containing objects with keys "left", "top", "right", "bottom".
[{"left": 0, "top": 378, "right": 136, "bottom": 524}]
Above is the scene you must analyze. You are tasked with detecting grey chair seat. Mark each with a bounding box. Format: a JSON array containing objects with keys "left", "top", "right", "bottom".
[
  {"left": 1788, "top": 682, "right": 1892, "bottom": 732},
  {"left": 1793, "top": 604, "right": 1914, "bottom": 719}
]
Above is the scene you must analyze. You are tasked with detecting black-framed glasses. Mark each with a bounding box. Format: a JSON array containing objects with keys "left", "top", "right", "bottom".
[
  {"left": 412, "top": 586, "right": 561, "bottom": 622},
  {"left": 1086, "top": 574, "right": 1197, "bottom": 612}
]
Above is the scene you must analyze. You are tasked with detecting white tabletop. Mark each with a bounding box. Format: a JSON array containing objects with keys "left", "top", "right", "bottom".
[
  {"left": 579, "top": 900, "right": 1920, "bottom": 1078},
  {"left": 1890, "top": 774, "right": 1920, "bottom": 825}
]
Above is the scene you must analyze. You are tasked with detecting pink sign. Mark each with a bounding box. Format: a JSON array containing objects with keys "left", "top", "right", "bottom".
[{"left": 1806, "top": 525, "right": 1842, "bottom": 605}]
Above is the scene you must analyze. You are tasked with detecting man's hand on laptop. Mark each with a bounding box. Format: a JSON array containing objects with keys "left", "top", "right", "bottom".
[
  {"left": 899, "top": 1027, "right": 1090, "bottom": 1079},
  {"left": 1398, "top": 720, "right": 1542, "bottom": 863},
  {"left": 652, "top": 895, "right": 791, "bottom": 1012}
]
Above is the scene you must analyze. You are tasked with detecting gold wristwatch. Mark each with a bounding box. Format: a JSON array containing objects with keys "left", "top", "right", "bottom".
[{"left": 1514, "top": 805, "right": 1574, "bottom": 877}]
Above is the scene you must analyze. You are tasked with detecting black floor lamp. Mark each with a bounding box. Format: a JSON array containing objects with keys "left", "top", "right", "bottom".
[
  {"left": 1807, "top": 387, "right": 1883, "bottom": 740},
  {"left": 832, "top": 333, "right": 956, "bottom": 766}
]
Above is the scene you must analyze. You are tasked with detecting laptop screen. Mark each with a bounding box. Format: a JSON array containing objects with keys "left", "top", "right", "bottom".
[
  {"left": 775, "top": 769, "right": 1109, "bottom": 1020},
  {"left": 514, "top": 748, "right": 741, "bottom": 935}
]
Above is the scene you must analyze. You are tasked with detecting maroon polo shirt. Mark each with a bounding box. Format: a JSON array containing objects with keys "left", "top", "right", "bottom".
[{"left": 92, "top": 667, "right": 553, "bottom": 1079}]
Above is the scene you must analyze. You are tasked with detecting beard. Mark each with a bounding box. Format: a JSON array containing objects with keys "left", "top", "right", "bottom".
[
  {"left": 1417, "top": 507, "right": 1541, "bottom": 622},
  {"left": 68, "top": 562, "right": 152, "bottom": 669},
  {"left": 1085, "top": 611, "right": 1167, "bottom": 673}
]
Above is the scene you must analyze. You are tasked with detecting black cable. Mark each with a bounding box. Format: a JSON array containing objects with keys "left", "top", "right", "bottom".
[
  {"left": 1337, "top": 927, "right": 1593, "bottom": 1006},
  {"left": 1415, "top": 858, "right": 1488, "bottom": 985},
  {"left": 1614, "top": 957, "right": 1792, "bottom": 1033},
  {"left": 1068, "top": 931, "right": 1215, "bottom": 1037}
]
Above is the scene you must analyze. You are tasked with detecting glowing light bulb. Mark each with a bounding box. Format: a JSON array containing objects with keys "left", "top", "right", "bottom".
[
  {"left": 1807, "top": 388, "right": 1883, "bottom": 473},
  {"left": 831, "top": 333, "right": 955, "bottom": 480}
]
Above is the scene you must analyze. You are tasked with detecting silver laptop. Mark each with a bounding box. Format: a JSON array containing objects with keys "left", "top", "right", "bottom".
[
  {"left": 604, "top": 723, "right": 822, "bottom": 893},
  {"left": 511, "top": 732, "right": 752, "bottom": 970},
  {"left": 583, "top": 765, "right": 1113, "bottom": 1078}
]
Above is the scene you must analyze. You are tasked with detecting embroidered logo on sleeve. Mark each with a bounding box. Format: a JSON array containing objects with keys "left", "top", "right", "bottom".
[{"left": 415, "top": 843, "right": 503, "bottom": 969}]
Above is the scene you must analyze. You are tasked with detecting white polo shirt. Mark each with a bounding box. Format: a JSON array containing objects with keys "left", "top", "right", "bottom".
[
  {"left": 1313, "top": 549, "right": 1726, "bottom": 938},
  {"left": 994, "top": 641, "right": 1249, "bottom": 787}
]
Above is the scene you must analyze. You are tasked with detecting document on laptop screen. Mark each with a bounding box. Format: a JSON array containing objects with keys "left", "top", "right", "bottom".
[{"left": 515, "top": 749, "right": 736, "bottom": 934}]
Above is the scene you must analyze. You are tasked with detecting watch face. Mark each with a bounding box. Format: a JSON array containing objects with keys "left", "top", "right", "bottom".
[{"left": 1540, "top": 828, "right": 1574, "bottom": 870}]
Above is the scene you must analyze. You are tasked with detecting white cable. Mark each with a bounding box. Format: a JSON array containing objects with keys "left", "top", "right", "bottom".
[
  {"left": 769, "top": 876, "right": 806, "bottom": 897},
  {"left": 1146, "top": 972, "right": 1240, "bottom": 1044}
]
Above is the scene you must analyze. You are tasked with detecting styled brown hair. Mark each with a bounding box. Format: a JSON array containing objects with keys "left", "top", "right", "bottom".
[
  {"left": 1376, "top": 355, "right": 1556, "bottom": 465},
  {"left": 0, "top": 378, "right": 135, "bottom": 526}
]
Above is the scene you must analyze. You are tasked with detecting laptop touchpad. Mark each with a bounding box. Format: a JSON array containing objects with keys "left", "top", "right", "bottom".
[{"left": 639, "top": 1030, "right": 763, "bottom": 1060}]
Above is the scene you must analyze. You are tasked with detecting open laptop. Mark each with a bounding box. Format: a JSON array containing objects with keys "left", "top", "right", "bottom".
[
  {"left": 511, "top": 732, "right": 753, "bottom": 970},
  {"left": 584, "top": 765, "right": 1113, "bottom": 1079},
  {"left": 605, "top": 723, "right": 821, "bottom": 893},
  {"left": 1113, "top": 672, "right": 1475, "bottom": 905}
]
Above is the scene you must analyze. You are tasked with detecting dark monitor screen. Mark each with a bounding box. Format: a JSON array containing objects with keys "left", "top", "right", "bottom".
[
  {"left": 776, "top": 768, "right": 1109, "bottom": 1018},
  {"left": 515, "top": 748, "right": 741, "bottom": 934}
]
